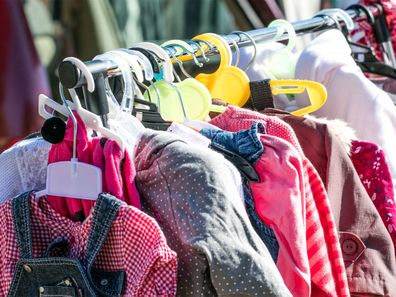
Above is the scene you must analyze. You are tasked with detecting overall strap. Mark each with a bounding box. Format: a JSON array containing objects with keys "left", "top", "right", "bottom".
[
  {"left": 85, "top": 193, "right": 124, "bottom": 296},
  {"left": 11, "top": 191, "right": 34, "bottom": 259}
]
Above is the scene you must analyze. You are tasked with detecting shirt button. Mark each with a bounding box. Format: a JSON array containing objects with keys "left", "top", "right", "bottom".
[
  {"left": 342, "top": 239, "right": 358, "bottom": 255},
  {"left": 23, "top": 264, "right": 32, "bottom": 273},
  {"left": 100, "top": 279, "right": 108, "bottom": 286},
  {"left": 39, "top": 287, "right": 45, "bottom": 293}
]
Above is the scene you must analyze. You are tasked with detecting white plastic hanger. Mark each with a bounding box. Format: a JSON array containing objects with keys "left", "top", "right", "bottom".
[
  {"left": 35, "top": 84, "right": 102, "bottom": 200},
  {"left": 133, "top": 42, "right": 189, "bottom": 121},
  {"left": 120, "top": 49, "right": 161, "bottom": 103},
  {"left": 267, "top": 19, "right": 299, "bottom": 79},
  {"left": 38, "top": 56, "right": 96, "bottom": 120},
  {"left": 62, "top": 57, "right": 126, "bottom": 154},
  {"left": 123, "top": 49, "right": 155, "bottom": 81},
  {"left": 39, "top": 93, "right": 76, "bottom": 120},
  {"left": 93, "top": 51, "right": 145, "bottom": 152},
  {"left": 314, "top": 8, "right": 354, "bottom": 31},
  {"left": 133, "top": 42, "right": 175, "bottom": 83},
  {"left": 109, "top": 50, "right": 145, "bottom": 83},
  {"left": 68, "top": 86, "right": 125, "bottom": 154},
  {"left": 94, "top": 52, "right": 135, "bottom": 112},
  {"left": 109, "top": 49, "right": 151, "bottom": 101},
  {"left": 63, "top": 57, "right": 96, "bottom": 92}
]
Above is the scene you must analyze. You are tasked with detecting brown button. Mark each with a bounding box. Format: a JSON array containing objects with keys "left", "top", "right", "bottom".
[
  {"left": 338, "top": 232, "right": 366, "bottom": 264},
  {"left": 342, "top": 239, "right": 357, "bottom": 255},
  {"left": 23, "top": 264, "right": 32, "bottom": 273}
]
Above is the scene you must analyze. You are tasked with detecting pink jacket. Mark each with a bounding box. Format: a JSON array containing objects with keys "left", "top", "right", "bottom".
[
  {"left": 47, "top": 113, "right": 140, "bottom": 221},
  {"left": 254, "top": 133, "right": 310, "bottom": 296},
  {"left": 210, "top": 106, "right": 349, "bottom": 297}
]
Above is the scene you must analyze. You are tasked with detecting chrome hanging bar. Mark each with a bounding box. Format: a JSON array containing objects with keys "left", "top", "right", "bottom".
[{"left": 58, "top": 5, "right": 382, "bottom": 89}]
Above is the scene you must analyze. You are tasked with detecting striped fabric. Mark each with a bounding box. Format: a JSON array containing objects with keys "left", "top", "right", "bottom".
[{"left": 210, "top": 106, "right": 350, "bottom": 296}]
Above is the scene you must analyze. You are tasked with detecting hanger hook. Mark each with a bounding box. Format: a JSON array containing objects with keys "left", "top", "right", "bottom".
[
  {"left": 163, "top": 43, "right": 203, "bottom": 67},
  {"left": 315, "top": 8, "right": 354, "bottom": 31},
  {"left": 167, "top": 49, "right": 192, "bottom": 80},
  {"left": 148, "top": 80, "right": 161, "bottom": 110},
  {"left": 58, "top": 83, "right": 77, "bottom": 160},
  {"left": 187, "top": 40, "right": 210, "bottom": 62},
  {"left": 94, "top": 52, "right": 135, "bottom": 113},
  {"left": 230, "top": 31, "right": 257, "bottom": 71},
  {"left": 224, "top": 36, "right": 241, "bottom": 67},
  {"left": 268, "top": 19, "right": 297, "bottom": 52},
  {"left": 193, "top": 39, "right": 216, "bottom": 56},
  {"left": 167, "top": 50, "right": 183, "bottom": 81},
  {"left": 133, "top": 42, "right": 175, "bottom": 82},
  {"left": 62, "top": 57, "right": 95, "bottom": 93},
  {"left": 347, "top": 4, "right": 375, "bottom": 24},
  {"left": 167, "top": 81, "right": 189, "bottom": 122},
  {"left": 130, "top": 48, "right": 163, "bottom": 111}
]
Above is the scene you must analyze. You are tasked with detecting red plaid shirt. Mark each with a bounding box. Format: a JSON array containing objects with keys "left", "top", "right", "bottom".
[
  {"left": 210, "top": 106, "right": 350, "bottom": 297},
  {"left": 0, "top": 193, "right": 177, "bottom": 296}
]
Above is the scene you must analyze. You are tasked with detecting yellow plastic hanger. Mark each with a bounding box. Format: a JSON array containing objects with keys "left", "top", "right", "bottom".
[
  {"left": 193, "top": 33, "right": 251, "bottom": 107},
  {"left": 227, "top": 31, "right": 327, "bottom": 116},
  {"left": 269, "top": 80, "right": 327, "bottom": 116}
]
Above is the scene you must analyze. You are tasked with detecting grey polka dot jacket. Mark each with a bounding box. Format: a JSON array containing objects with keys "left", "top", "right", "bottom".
[{"left": 134, "top": 130, "right": 291, "bottom": 297}]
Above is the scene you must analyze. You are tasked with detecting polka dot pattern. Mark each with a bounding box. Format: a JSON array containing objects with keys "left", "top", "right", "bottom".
[{"left": 134, "top": 131, "right": 292, "bottom": 296}]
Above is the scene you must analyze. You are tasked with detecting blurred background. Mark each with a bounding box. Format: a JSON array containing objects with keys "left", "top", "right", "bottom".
[{"left": 0, "top": 0, "right": 347, "bottom": 152}]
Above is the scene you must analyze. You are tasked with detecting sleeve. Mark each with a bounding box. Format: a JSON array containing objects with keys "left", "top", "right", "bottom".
[{"left": 122, "top": 208, "right": 177, "bottom": 296}]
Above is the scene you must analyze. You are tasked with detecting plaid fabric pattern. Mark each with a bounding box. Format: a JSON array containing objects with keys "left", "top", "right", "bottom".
[
  {"left": 210, "top": 106, "right": 350, "bottom": 296},
  {"left": 0, "top": 193, "right": 177, "bottom": 297}
]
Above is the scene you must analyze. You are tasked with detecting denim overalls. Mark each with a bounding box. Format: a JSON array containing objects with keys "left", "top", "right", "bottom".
[{"left": 7, "top": 192, "right": 125, "bottom": 297}]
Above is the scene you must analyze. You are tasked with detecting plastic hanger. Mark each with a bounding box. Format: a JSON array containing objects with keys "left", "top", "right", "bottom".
[
  {"left": 314, "top": 8, "right": 355, "bottom": 31},
  {"left": 67, "top": 86, "right": 125, "bottom": 154},
  {"left": 269, "top": 80, "right": 327, "bottom": 116},
  {"left": 266, "top": 19, "right": 298, "bottom": 79},
  {"left": 94, "top": 52, "right": 135, "bottom": 112},
  {"left": 142, "top": 40, "right": 224, "bottom": 122},
  {"left": 105, "top": 50, "right": 158, "bottom": 111},
  {"left": 187, "top": 40, "right": 211, "bottom": 63},
  {"left": 63, "top": 57, "right": 96, "bottom": 92},
  {"left": 108, "top": 49, "right": 152, "bottom": 103},
  {"left": 35, "top": 83, "right": 102, "bottom": 200},
  {"left": 117, "top": 48, "right": 161, "bottom": 103},
  {"left": 228, "top": 30, "right": 327, "bottom": 116},
  {"left": 319, "top": 8, "right": 396, "bottom": 79},
  {"left": 131, "top": 42, "right": 189, "bottom": 123},
  {"left": 229, "top": 31, "right": 256, "bottom": 71},
  {"left": 39, "top": 93, "right": 76, "bottom": 120},
  {"left": 348, "top": 3, "right": 396, "bottom": 67},
  {"left": 38, "top": 55, "right": 96, "bottom": 120},
  {"left": 60, "top": 57, "right": 126, "bottom": 154},
  {"left": 94, "top": 52, "right": 146, "bottom": 152},
  {"left": 133, "top": 42, "right": 175, "bottom": 82},
  {"left": 194, "top": 33, "right": 251, "bottom": 107}
]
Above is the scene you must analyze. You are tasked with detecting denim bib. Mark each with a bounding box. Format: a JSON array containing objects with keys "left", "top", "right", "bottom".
[{"left": 8, "top": 192, "right": 125, "bottom": 297}]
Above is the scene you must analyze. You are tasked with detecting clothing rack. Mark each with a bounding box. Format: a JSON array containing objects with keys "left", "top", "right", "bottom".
[
  {"left": 58, "top": 5, "right": 380, "bottom": 90},
  {"left": 57, "top": 5, "right": 385, "bottom": 120}
]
